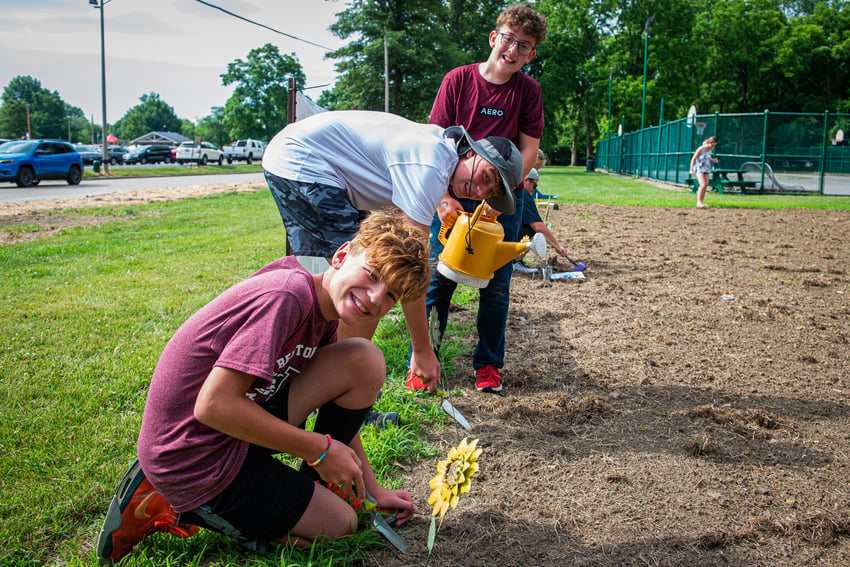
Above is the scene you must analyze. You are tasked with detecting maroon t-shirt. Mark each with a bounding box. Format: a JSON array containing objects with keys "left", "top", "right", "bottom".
[
  {"left": 428, "top": 63, "right": 544, "bottom": 143},
  {"left": 137, "top": 257, "right": 337, "bottom": 512}
]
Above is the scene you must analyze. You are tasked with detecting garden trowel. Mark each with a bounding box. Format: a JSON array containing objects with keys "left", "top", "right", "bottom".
[
  {"left": 436, "top": 388, "right": 471, "bottom": 430},
  {"left": 363, "top": 488, "right": 407, "bottom": 553},
  {"left": 428, "top": 310, "right": 472, "bottom": 430}
]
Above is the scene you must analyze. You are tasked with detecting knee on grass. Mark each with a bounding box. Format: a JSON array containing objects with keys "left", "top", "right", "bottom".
[{"left": 288, "top": 494, "right": 358, "bottom": 544}]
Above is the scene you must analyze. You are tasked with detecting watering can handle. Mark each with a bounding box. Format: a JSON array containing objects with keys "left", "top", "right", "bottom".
[
  {"left": 438, "top": 220, "right": 452, "bottom": 245},
  {"left": 438, "top": 201, "right": 488, "bottom": 245}
]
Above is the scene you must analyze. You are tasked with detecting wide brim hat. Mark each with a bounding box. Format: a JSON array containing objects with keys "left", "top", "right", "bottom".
[{"left": 446, "top": 126, "right": 523, "bottom": 215}]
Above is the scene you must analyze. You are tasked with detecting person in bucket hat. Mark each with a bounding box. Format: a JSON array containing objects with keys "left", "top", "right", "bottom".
[{"left": 262, "top": 110, "right": 523, "bottom": 420}]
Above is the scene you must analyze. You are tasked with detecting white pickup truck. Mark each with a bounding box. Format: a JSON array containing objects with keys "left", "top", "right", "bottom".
[{"left": 222, "top": 139, "right": 265, "bottom": 164}]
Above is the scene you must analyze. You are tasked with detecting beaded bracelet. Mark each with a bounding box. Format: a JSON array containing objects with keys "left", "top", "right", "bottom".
[{"left": 307, "top": 434, "right": 333, "bottom": 467}]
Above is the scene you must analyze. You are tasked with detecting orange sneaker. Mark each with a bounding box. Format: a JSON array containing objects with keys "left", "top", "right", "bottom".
[{"left": 96, "top": 459, "right": 199, "bottom": 566}]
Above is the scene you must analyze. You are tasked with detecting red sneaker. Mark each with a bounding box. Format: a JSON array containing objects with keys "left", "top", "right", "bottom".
[
  {"left": 405, "top": 368, "right": 428, "bottom": 391},
  {"left": 96, "top": 459, "right": 199, "bottom": 566},
  {"left": 475, "top": 366, "right": 503, "bottom": 393}
]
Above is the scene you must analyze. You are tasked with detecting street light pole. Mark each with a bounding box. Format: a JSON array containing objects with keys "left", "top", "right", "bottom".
[
  {"left": 607, "top": 66, "right": 616, "bottom": 138},
  {"left": 640, "top": 14, "right": 655, "bottom": 132},
  {"left": 638, "top": 14, "right": 655, "bottom": 179},
  {"left": 90, "top": 0, "right": 109, "bottom": 173}
]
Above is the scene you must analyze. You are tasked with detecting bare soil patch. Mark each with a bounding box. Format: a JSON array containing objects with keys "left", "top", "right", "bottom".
[
  {"left": 384, "top": 203, "right": 850, "bottom": 566},
  {"left": 5, "top": 185, "right": 849, "bottom": 566}
]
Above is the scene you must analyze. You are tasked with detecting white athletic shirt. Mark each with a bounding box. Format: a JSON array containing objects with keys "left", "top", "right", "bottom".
[{"left": 262, "top": 110, "right": 458, "bottom": 227}]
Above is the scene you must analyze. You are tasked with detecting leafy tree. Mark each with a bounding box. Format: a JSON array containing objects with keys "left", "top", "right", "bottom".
[
  {"left": 537, "top": 0, "right": 608, "bottom": 164},
  {"left": 0, "top": 98, "right": 28, "bottom": 139},
  {"left": 0, "top": 75, "right": 85, "bottom": 140},
  {"left": 444, "top": 0, "right": 505, "bottom": 64},
  {"left": 702, "top": 0, "right": 787, "bottom": 113},
  {"left": 179, "top": 119, "right": 195, "bottom": 140},
  {"left": 66, "top": 105, "right": 89, "bottom": 143},
  {"left": 112, "top": 93, "right": 181, "bottom": 141},
  {"left": 792, "top": 2, "right": 850, "bottom": 111},
  {"left": 320, "top": 0, "right": 464, "bottom": 122},
  {"left": 220, "top": 43, "right": 306, "bottom": 141},
  {"left": 2, "top": 75, "right": 43, "bottom": 105}
]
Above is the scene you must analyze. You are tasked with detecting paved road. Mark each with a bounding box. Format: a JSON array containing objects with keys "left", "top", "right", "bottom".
[{"left": 0, "top": 171, "right": 266, "bottom": 203}]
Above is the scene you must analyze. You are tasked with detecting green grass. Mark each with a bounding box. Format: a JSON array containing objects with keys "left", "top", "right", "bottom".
[
  {"left": 0, "top": 166, "right": 846, "bottom": 566},
  {"left": 83, "top": 163, "right": 262, "bottom": 180},
  {"left": 542, "top": 167, "right": 850, "bottom": 210},
  {"left": 0, "top": 190, "right": 446, "bottom": 566}
]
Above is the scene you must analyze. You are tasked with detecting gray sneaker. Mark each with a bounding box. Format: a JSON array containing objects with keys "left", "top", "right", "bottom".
[{"left": 364, "top": 411, "right": 399, "bottom": 429}]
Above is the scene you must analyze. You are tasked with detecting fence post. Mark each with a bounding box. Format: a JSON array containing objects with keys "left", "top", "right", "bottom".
[
  {"left": 663, "top": 122, "right": 669, "bottom": 181},
  {"left": 620, "top": 116, "right": 625, "bottom": 175},
  {"left": 761, "top": 109, "right": 769, "bottom": 189},
  {"left": 688, "top": 115, "right": 697, "bottom": 155},
  {"left": 819, "top": 110, "right": 829, "bottom": 195}
]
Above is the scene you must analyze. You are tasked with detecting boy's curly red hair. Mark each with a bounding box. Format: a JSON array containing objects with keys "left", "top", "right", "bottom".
[{"left": 348, "top": 209, "right": 431, "bottom": 304}]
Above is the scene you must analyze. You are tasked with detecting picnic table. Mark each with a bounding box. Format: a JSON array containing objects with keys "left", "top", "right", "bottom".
[{"left": 686, "top": 169, "right": 760, "bottom": 194}]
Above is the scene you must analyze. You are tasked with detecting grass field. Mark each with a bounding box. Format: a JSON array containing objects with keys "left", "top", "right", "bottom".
[{"left": 1, "top": 167, "right": 847, "bottom": 566}]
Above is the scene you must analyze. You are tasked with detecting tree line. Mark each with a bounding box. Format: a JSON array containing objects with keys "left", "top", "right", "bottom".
[{"left": 2, "top": 0, "right": 847, "bottom": 164}]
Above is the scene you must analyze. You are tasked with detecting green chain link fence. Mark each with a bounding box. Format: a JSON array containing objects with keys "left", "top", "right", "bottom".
[{"left": 596, "top": 110, "right": 850, "bottom": 196}]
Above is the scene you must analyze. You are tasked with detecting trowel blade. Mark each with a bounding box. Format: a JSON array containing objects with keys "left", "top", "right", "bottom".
[{"left": 441, "top": 399, "right": 471, "bottom": 430}]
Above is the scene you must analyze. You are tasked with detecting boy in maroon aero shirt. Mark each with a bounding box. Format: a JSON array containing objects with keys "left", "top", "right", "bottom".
[{"left": 410, "top": 3, "right": 548, "bottom": 394}]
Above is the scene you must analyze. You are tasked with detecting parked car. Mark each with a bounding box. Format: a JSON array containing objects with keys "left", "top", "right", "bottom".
[
  {"left": 74, "top": 144, "right": 102, "bottom": 165},
  {"left": 222, "top": 139, "right": 265, "bottom": 164},
  {"left": 106, "top": 145, "right": 128, "bottom": 165},
  {"left": 175, "top": 141, "right": 224, "bottom": 165},
  {"left": 0, "top": 139, "right": 83, "bottom": 187},
  {"left": 124, "top": 145, "right": 175, "bottom": 165}
]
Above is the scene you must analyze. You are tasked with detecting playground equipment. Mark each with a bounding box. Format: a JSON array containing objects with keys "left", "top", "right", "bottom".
[{"left": 740, "top": 162, "right": 807, "bottom": 193}]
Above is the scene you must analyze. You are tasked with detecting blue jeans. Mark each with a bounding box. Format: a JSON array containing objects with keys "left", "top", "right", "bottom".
[{"left": 425, "top": 191, "right": 524, "bottom": 370}]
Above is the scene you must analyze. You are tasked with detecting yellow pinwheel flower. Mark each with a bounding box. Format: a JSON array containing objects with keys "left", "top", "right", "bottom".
[{"left": 428, "top": 437, "right": 482, "bottom": 519}]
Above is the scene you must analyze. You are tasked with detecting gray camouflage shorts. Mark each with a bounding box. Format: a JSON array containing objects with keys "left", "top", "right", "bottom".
[{"left": 264, "top": 171, "right": 368, "bottom": 257}]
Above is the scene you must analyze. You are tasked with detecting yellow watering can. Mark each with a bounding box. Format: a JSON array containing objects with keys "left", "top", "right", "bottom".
[{"left": 437, "top": 202, "right": 546, "bottom": 288}]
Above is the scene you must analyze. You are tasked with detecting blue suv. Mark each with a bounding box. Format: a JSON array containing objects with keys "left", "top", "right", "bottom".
[{"left": 0, "top": 139, "right": 84, "bottom": 187}]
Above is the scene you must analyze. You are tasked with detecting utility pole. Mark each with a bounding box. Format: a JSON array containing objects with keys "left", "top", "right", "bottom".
[{"left": 90, "top": 0, "right": 110, "bottom": 173}]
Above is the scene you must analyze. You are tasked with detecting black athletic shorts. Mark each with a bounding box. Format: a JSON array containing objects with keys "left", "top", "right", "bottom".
[{"left": 181, "top": 383, "right": 314, "bottom": 552}]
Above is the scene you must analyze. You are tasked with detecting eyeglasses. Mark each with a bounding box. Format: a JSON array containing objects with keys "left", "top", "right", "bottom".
[{"left": 495, "top": 31, "right": 535, "bottom": 57}]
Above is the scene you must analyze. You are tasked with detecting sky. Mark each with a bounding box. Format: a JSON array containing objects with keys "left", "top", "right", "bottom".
[{"left": 0, "top": 0, "right": 346, "bottom": 123}]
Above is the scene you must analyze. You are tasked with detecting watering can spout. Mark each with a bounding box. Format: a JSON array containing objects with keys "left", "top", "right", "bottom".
[{"left": 436, "top": 203, "right": 547, "bottom": 288}]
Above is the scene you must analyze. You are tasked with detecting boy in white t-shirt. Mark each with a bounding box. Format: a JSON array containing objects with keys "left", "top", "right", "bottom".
[{"left": 262, "top": 109, "right": 523, "bottom": 395}]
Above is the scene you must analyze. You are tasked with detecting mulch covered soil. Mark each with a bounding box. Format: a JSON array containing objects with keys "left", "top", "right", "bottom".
[{"left": 372, "top": 203, "right": 850, "bottom": 566}]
